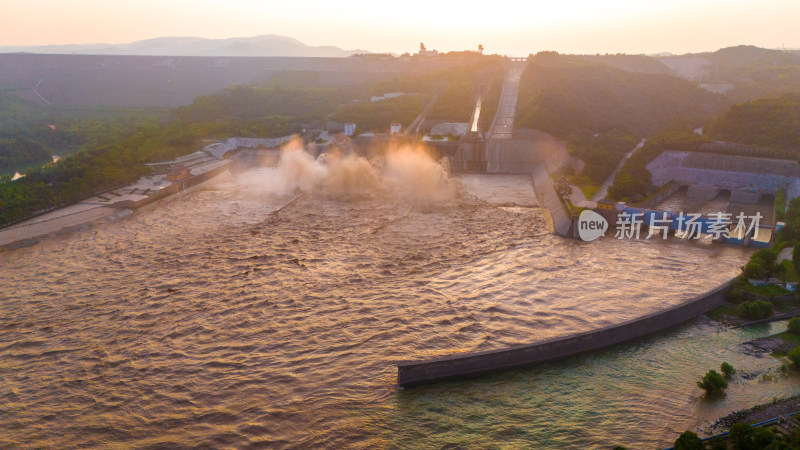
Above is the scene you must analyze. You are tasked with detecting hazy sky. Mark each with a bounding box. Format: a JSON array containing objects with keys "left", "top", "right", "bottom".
[{"left": 2, "top": 0, "right": 799, "bottom": 55}]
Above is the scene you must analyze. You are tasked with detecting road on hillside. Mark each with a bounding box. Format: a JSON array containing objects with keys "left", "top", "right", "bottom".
[{"left": 592, "top": 138, "right": 646, "bottom": 201}]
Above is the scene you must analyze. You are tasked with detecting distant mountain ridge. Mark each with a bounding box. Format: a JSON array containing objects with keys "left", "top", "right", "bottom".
[
  {"left": 563, "top": 46, "right": 800, "bottom": 102},
  {"left": 0, "top": 34, "right": 370, "bottom": 57}
]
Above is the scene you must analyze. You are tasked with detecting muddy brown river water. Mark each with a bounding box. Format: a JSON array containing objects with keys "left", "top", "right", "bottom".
[{"left": 3, "top": 166, "right": 791, "bottom": 448}]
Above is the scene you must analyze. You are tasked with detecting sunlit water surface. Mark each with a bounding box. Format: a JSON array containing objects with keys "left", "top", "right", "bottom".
[{"left": 1, "top": 171, "right": 793, "bottom": 448}]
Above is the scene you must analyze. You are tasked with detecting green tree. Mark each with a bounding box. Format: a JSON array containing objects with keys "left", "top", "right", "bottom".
[
  {"left": 725, "top": 288, "right": 745, "bottom": 304},
  {"left": 737, "top": 300, "right": 773, "bottom": 320},
  {"left": 742, "top": 259, "right": 767, "bottom": 279},
  {"left": 788, "top": 317, "right": 800, "bottom": 335},
  {"left": 707, "top": 93, "right": 800, "bottom": 152},
  {"left": 794, "top": 246, "right": 800, "bottom": 272},
  {"left": 730, "top": 423, "right": 757, "bottom": 450},
  {"left": 674, "top": 430, "right": 704, "bottom": 450},
  {"left": 732, "top": 425, "right": 778, "bottom": 449},
  {"left": 697, "top": 369, "right": 728, "bottom": 394},
  {"left": 721, "top": 362, "right": 735, "bottom": 378},
  {"left": 707, "top": 436, "right": 727, "bottom": 450},
  {"left": 788, "top": 346, "right": 800, "bottom": 367},
  {"left": 752, "top": 248, "right": 778, "bottom": 273}
]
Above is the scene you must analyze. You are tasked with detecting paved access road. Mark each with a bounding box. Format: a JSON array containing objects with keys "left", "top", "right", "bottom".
[{"left": 488, "top": 62, "right": 526, "bottom": 140}]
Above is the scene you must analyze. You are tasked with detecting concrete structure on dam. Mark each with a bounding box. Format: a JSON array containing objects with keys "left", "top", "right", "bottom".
[
  {"left": 398, "top": 279, "right": 732, "bottom": 387},
  {"left": 531, "top": 166, "right": 572, "bottom": 236},
  {"left": 452, "top": 128, "right": 568, "bottom": 175},
  {"left": 450, "top": 60, "right": 569, "bottom": 175},
  {"left": 647, "top": 150, "right": 800, "bottom": 204}
]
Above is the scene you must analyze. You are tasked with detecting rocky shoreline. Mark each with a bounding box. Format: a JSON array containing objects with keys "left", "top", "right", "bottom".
[{"left": 706, "top": 395, "right": 800, "bottom": 435}]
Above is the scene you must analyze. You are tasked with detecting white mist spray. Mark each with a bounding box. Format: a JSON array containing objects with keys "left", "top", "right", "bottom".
[{"left": 240, "top": 136, "right": 457, "bottom": 206}]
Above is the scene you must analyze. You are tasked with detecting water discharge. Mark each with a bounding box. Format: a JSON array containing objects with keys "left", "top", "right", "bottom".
[
  {"left": 240, "top": 137, "right": 454, "bottom": 205},
  {"left": 0, "top": 154, "right": 792, "bottom": 448}
]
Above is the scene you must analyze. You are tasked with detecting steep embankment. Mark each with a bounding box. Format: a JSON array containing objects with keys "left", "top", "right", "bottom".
[
  {"left": 660, "top": 45, "right": 800, "bottom": 102},
  {"left": 608, "top": 94, "right": 800, "bottom": 201},
  {"left": 515, "top": 52, "right": 728, "bottom": 183},
  {"left": 707, "top": 93, "right": 800, "bottom": 153}
]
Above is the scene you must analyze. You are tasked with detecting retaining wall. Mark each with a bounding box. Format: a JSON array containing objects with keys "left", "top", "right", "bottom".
[
  {"left": 485, "top": 130, "right": 568, "bottom": 174},
  {"left": 648, "top": 150, "right": 798, "bottom": 196},
  {"left": 205, "top": 137, "right": 293, "bottom": 159},
  {"left": 531, "top": 167, "right": 571, "bottom": 236},
  {"left": 687, "top": 185, "right": 719, "bottom": 201},
  {"left": 0, "top": 205, "right": 116, "bottom": 247},
  {"left": 639, "top": 183, "right": 682, "bottom": 209},
  {"left": 731, "top": 190, "right": 763, "bottom": 204},
  {"left": 398, "top": 279, "right": 732, "bottom": 387}
]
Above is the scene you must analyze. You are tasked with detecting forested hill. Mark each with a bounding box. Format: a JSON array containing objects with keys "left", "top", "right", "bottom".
[
  {"left": 0, "top": 92, "right": 49, "bottom": 167},
  {"left": 707, "top": 93, "right": 800, "bottom": 152},
  {"left": 608, "top": 94, "right": 800, "bottom": 202},
  {"left": 576, "top": 54, "right": 671, "bottom": 75},
  {"left": 515, "top": 52, "right": 729, "bottom": 183},
  {"left": 0, "top": 86, "right": 329, "bottom": 226},
  {"left": 697, "top": 46, "right": 800, "bottom": 102},
  {"left": 0, "top": 92, "right": 89, "bottom": 169}
]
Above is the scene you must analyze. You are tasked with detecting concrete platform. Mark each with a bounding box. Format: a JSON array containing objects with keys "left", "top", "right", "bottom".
[{"left": 456, "top": 174, "right": 538, "bottom": 207}]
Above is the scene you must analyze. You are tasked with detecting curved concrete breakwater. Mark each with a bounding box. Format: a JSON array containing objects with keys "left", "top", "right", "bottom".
[
  {"left": 398, "top": 168, "right": 736, "bottom": 386},
  {"left": 398, "top": 259, "right": 733, "bottom": 386}
]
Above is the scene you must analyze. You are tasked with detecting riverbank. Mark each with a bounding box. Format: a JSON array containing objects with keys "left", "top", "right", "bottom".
[
  {"left": 0, "top": 158, "right": 230, "bottom": 249},
  {"left": 706, "top": 394, "right": 800, "bottom": 435}
]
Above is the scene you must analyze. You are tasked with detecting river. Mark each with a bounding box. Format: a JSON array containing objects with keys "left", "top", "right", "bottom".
[{"left": 1, "top": 162, "right": 793, "bottom": 448}]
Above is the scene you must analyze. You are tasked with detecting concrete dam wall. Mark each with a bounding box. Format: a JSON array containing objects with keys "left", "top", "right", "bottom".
[
  {"left": 398, "top": 279, "right": 732, "bottom": 387},
  {"left": 484, "top": 129, "right": 568, "bottom": 174},
  {"left": 648, "top": 150, "right": 800, "bottom": 198},
  {"left": 531, "top": 167, "right": 572, "bottom": 237}
]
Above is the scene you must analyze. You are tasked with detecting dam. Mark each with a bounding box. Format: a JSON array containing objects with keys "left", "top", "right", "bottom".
[{"left": 1, "top": 58, "right": 787, "bottom": 449}]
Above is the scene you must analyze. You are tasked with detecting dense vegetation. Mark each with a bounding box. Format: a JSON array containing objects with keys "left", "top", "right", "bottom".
[
  {"left": 788, "top": 317, "right": 800, "bottom": 335},
  {"left": 575, "top": 46, "right": 800, "bottom": 103},
  {"left": 607, "top": 126, "right": 709, "bottom": 201},
  {"left": 515, "top": 52, "right": 728, "bottom": 184},
  {"left": 174, "top": 85, "right": 350, "bottom": 124},
  {"left": 427, "top": 80, "right": 478, "bottom": 122},
  {"left": 477, "top": 70, "right": 505, "bottom": 132},
  {"left": 699, "top": 45, "right": 800, "bottom": 102},
  {"left": 707, "top": 93, "right": 800, "bottom": 152},
  {"left": 0, "top": 54, "right": 513, "bottom": 227},
  {"left": 736, "top": 300, "right": 774, "bottom": 320},
  {"left": 726, "top": 422, "right": 800, "bottom": 449},
  {"left": 330, "top": 95, "right": 427, "bottom": 132},
  {"left": 427, "top": 60, "right": 507, "bottom": 124},
  {"left": 672, "top": 430, "right": 703, "bottom": 450},
  {"left": 778, "top": 198, "right": 800, "bottom": 244},
  {"left": 371, "top": 57, "right": 508, "bottom": 125},
  {"left": 606, "top": 93, "right": 800, "bottom": 203},
  {"left": 577, "top": 54, "right": 672, "bottom": 75},
  {"left": 722, "top": 200, "right": 800, "bottom": 318},
  {"left": 720, "top": 362, "right": 734, "bottom": 378},
  {"left": 0, "top": 92, "right": 94, "bottom": 170},
  {"left": 697, "top": 369, "right": 727, "bottom": 394},
  {"left": 0, "top": 86, "right": 342, "bottom": 226},
  {"left": 0, "top": 91, "right": 169, "bottom": 172}
]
